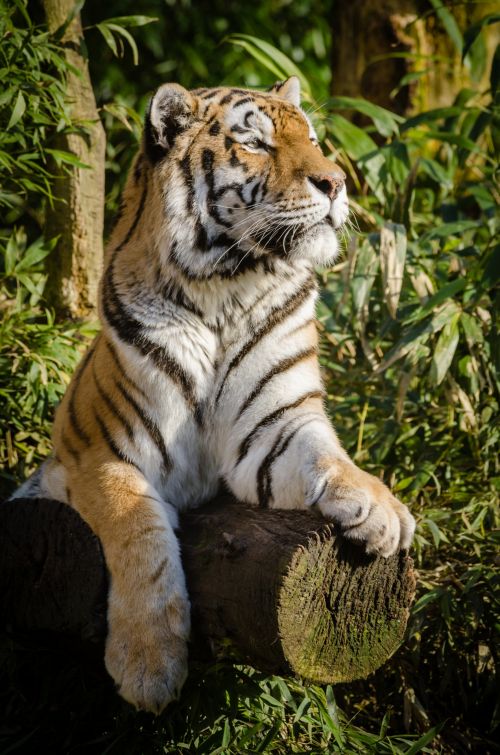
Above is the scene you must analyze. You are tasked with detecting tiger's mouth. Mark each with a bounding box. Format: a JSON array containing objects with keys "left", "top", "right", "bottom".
[{"left": 252, "top": 214, "right": 338, "bottom": 257}]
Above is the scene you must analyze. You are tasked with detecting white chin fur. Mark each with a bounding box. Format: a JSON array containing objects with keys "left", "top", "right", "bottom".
[{"left": 290, "top": 223, "right": 339, "bottom": 266}]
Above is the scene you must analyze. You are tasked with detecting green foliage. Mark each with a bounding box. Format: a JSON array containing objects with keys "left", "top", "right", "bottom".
[
  {"left": 0, "top": 0, "right": 79, "bottom": 216},
  {"left": 0, "top": 227, "right": 97, "bottom": 499},
  {"left": 0, "top": 1, "right": 98, "bottom": 497}
]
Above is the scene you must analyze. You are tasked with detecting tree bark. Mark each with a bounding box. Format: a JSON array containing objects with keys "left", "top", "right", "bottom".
[
  {"left": 0, "top": 495, "right": 416, "bottom": 684},
  {"left": 43, "top": 0, "right": 105, "bottom": 318},
  {"left": 330, "top": 1, "right": 499, "bottom": 116}
]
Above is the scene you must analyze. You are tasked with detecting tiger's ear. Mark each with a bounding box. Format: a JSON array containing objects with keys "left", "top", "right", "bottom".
[
  {"left": 268, "top": 76, "right": 301, "bottom": 107},
  {"left": 144, "top": 83, "right": 198, "bottom": 163}
]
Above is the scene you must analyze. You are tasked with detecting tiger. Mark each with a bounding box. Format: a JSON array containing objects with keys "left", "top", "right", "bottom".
[{"left": 11, "top": 76, "right": 415, "bottom": 713}]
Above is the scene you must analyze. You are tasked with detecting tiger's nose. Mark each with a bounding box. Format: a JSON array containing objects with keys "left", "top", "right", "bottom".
[{"left": 308, "top": 173, "right": 345, "bottom": 200}]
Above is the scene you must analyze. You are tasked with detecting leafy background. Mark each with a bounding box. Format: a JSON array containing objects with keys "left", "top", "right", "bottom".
[{"left": 0, "top": 0, "right": 498, "bottom": 752}]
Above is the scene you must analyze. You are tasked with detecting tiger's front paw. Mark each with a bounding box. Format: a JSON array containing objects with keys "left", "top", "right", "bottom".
[
  {"left": 105, "top": 592, "right": 190, "bottom": 714},
  {"left": 311, "top": 459, "right": 415, "bottom": 557}
]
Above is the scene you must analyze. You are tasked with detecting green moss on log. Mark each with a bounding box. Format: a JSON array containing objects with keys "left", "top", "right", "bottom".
[{"left": 278, "top": 527, "right": 416, "bottom": 683}]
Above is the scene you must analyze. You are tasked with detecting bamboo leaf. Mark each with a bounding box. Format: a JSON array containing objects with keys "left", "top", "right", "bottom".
[
  {"left": 351, "top": 236, "right": 379, "bottom": 314},
  {"left": 15, "top": 238, "right": 56, "bottom": 272},
  {"left": 327, "top": 96, "right": 403, "bottom": 136},
  {"left": 96, "top": 23, "right": 118, "bottom": 58},
  {"left": 404, "top": 723, "right": 444, "bottom": 755},
  {"left": 7, "top": 91, "right": 26, "bottom": 130},
  {"left": 100, "top": 15, "right": 158, "bottom": 28},
  {"left": 380, "top": 223, "right": 407, "bottom": 319},
  {"left": 420, "top": 220, "right": 480, "bottom": 244},
  {"left": 106, "top": 24, "right": 139, "bottom": 66},
  {"left": 405, "top": 278, "right": 466, "bottom": 324},
  {"left": 376, "top": 301, "right": 460, "bottom": 373},
  {"left": 429, "top": 0, "right": 463, "bottom": 54},
  {"left": 226, "top": 34, "right": 312, "bottom": 97},
  {"left": 463, "top": 13, "right": 500, "bottom": 60},
  {"left": 430, "top": 312, "right": 460, "bottom": 385},
  {"left": 45, "top": 148, "right": 92, "bottom": 169},
  {"left": 326, "top": 115, "right": 385, "bottom": 200}
]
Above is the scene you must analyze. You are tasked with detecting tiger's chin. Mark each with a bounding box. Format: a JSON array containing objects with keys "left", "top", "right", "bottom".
[{"left": 288, "top": 220, "right": 341, "bottom": 266}]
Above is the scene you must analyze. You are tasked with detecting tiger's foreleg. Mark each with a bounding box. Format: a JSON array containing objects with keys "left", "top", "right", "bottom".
[
  {"left": 69, "top": 461, "right": 190, "bottom": 713},
  {"left": 221, "top": 393, "right": 415, "bottom": 558}
]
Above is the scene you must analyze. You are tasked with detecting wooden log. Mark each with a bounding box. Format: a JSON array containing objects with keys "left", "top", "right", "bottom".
[{"left": 0, "top": 495, "right": 416, "bottom": 684}]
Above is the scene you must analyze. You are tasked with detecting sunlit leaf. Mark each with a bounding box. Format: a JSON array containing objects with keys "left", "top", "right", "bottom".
[
  {"left": 380, "top": 222, "right": 406, "bottom": 319},
  {"left": 430, "top": 312, "right": 460, "bottom": 385},
  {"left": 7, "top": 91, "right": 26, "bottom": 130},
  {"left": 350, "top": 236, "right": 379, "bottom": 314},
  {"left": 327, "top": 96, "right": 402, "bottom": 137},
  {"left": 405, "top": 278, "right": 466, "bottom": 324},
  {"left": 376, "top": 300, "right": 460, "bottom": 372},
  {"left": 462, "top": 13, "right": 500, "bottom": 59},
  {"left": 226, "top": 34, "right": 312, "bottom": 97},
  {"left": 100, "top": 15, "right": 158, "bottom": 28}
]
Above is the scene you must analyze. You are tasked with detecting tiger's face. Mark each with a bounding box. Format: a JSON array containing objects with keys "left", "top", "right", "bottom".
[{"left": 143, "top": 77, "right": 348, "bottom": 277}]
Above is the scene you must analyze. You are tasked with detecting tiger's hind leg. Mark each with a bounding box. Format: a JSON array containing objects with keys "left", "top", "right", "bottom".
[
  {"left": 70, "top": 460, "right": 190, "bottom": 714},
  {"left": 8, "top": 457, "right": 68, "bottom": 503}
]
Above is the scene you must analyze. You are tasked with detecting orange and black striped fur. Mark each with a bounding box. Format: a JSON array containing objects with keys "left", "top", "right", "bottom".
[{"left": 12, "top": 77, "right": 415, "bottom": 713}]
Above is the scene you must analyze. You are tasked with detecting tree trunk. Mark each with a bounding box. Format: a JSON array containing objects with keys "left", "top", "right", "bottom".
[
  {"left": 43, "top": 0, "right": 105, "bottom": 319},
  {"left": 330, "top": 0, "right": 499, "bottom": 115},
  {"left": 0, "top": 495, "right": 416, "bottom": 684}
]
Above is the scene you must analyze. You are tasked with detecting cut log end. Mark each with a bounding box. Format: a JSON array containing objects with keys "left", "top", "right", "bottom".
[
  {"left": 0, "top": 496, "right": 416, "bottom": 685},
  {"left": 278, "top": 529, "right": 415, "bottom": 683}
]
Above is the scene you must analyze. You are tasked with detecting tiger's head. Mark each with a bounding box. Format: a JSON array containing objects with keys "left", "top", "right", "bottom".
[{"left": 142, "top": 77, "right": 348, "bottom": 278}]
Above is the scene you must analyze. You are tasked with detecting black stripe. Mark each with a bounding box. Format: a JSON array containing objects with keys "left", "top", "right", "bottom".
[
  {"left": 102, "top": 260, "right": 201, "bottom": 423},
  {"left": 160, "top": 280, "right": 206, "bottom": 319},
  {"left": 233, "top": 96, "right": 255, "bottom": 108},
  {"left": 179, "top": 155, "right": 195, "bottom": 213},
  {"left": 202, "top": 148, "right": 215, "bottom": 174},
  {"left": 169, "top": 239, "right": 280, "bottom": 282},
  {"left": 215, "top": 278, "right": 315, "bottom": 404},
  {"left": 286, "top": 317, "right": 315, "bottom": 340},
  {"left": 230, "top": 150, "right": 249, "bottom": 172},
  {"left": 230, "top": 124, "right": 250, "bottom": 134},
  {"left": 256, "top": 416, "right": 318, "bottom": 507},
  {"left": 61, "top": 431, "right": 80, "bottom": 464},
  {"left": 68, "top": 345, "right": 96, "bottom": 447},
  {"left": 200, "top": 88, "right": 222, "bottom": 99},
  {"left": 105, "top": 339, "right": 149, "bottom": 402},
  {"left": 92, "top": 363, "right": 135, "bottom": 442},
  {"left": 93, "top": 410, "right": 138, "bottom": 468},
  {"left": 202, "top": 148, "right": 233, "bottom": 230},
  {"left": 209, "top": 120, "right": 221, "bottom": 136},
  {"left": 149, "top": 557, "right": 168, "bottom": 584},
  {"left": 236, "top": 390, "right": 324, "bottom": 465},
  {"left": 236, "top": 346, "right": 317, "bottom": 420},
  {"left": 250, "top": 180, "right": 262, "bottom": 205},
  {"left": 134, "top": 154, "right": 144, "bottom": 182},
  {"left": 115, "top": 180, "right": 148, "bottom": 252},
  {"left": 113, "top": 376, "right": 172, "bottom": 473},
  {"left": 122, "top": 524, "right": 165, "bottom": 550},
  {"left": 220, "top": 90, "right": 252, "bottom": 105}
]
